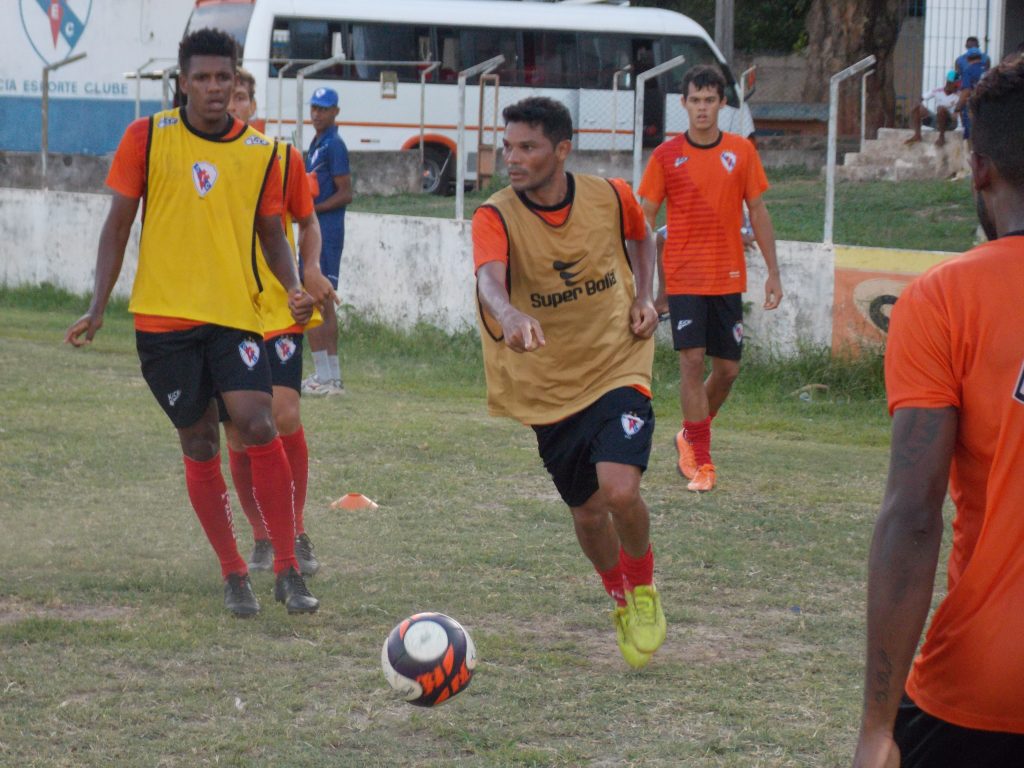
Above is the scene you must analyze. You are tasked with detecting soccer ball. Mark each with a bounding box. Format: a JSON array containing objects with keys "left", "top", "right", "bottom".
[{"left": 381, "top": 612, "right": 477, "bottom": 706}]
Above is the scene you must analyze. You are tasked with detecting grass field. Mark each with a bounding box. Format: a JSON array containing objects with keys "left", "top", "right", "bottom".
[
  {"left": 348, "top": 168, "right": 978, "bottom": 253},
  {"left": 1, "top": 287, "right": 948, "bottom": 767}
]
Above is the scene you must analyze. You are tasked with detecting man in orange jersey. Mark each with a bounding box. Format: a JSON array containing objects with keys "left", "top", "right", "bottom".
[
  {"left": 221, "top": 67, "right": 328, "bottom": 578},
  {"left": 65, "top": 29, "right": 335, "bottom": 618},
  {"left": 473, "top": 97, "right": 666, "bottom": 669},
  {"left": 639, "top": 64, "right": 783, "bottom": 493},
  {"left": 853, "top": 55, "right": 1024, "bottom": 768}
]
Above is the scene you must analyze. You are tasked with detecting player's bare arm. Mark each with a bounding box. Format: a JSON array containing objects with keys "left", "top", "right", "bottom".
[
  {"left": 315, "top": 174, "right": 352, "bottom": 214},
  {"left": 747, "top": 195, "right": 783, "bottom": 310},
  {"left": 853, "top": 406, "right": 957, "bottom": 768},
  {"left": 256, "top": 213, "right": 314, "bottom": 325},
  {"left": 625, "top": 224, "right": 658, "bottom": 339},
  {"left": 476, "top": 260, "right": 545, "bottom": 353},
  {"left": 65, "top": 193, "right": 140, "bottom": 347},
  {"left": 294, "top": 211, "right": 337, "bottom": 308},
  {"left": 639, "top": 197, "right": 661, "bottom": 232}
]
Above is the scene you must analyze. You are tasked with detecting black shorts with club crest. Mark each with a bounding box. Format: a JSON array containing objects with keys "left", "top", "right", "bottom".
[
  {"left": 532, "top": 386, "right": 655, "bottom": 508},
  {"left": 136, "top": 324, "right": 272, "bottom": 429},
  {"left": 215, "top": 332, "right": 304, "bottom": 422},
  {"left": 667, "top": 293, "right": 744, "bottom": 359}
]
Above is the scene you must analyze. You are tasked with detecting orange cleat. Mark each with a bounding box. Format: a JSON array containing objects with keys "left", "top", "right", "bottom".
[
  {"left": 687, "top": 464, "right": 716, "bottom": 493},
  {"left": 674, "top": 430, "right": 698, "bottom": 480}
]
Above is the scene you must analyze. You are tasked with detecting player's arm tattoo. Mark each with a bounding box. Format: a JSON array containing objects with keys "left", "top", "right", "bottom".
[
  {"left": 871, "top": 649, "right": 894, "bottom": 705},
  {"left": 890, "top": 408, "right": 950, "bottom": 472}
]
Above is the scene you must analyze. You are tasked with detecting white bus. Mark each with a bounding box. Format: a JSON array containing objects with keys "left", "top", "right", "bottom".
[{"left": 185, "top": 0, "right": 752, "bottom": 193}]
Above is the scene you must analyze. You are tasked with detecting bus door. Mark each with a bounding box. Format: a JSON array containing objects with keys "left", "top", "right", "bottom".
[
  {"left": 577, "top": 33, "right": 636, "bottom": 152},
  {"left": 633, "top": 37, "right": 663, "bottom": 147}
]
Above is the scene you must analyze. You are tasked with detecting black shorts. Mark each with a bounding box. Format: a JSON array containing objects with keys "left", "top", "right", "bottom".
[
  {"left": 136, "top": 324, "right": 272, "bottom": 429},
  {"left": 532, "top": 387, "right": 655, "bottom": 508},
  {"left": 894, "top": 696, "right": 1024, "bottom": 767},
  {"left": 215, "top": 333, "right": 304, "bottom": 422},
  {"left": 667, "top": 293, "right": 744, "bottom": 360}
]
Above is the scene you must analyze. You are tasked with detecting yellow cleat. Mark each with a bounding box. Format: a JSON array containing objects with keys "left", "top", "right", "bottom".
[
  {"left": 674, "top": 430, "right": 698, "bottom": 480},
  {"left": 612, "top": 606, "right": 653, "bottom": 669},
  {"left": 687, "top": 463, "right": 717, "bottom": 493},
  {"left": 624, "top": 584, "right": 667, "bottom": 654}
]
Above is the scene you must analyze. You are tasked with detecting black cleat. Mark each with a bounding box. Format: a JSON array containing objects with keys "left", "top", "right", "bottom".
[
  {"left": 224, "top": 573, "right": 260, "bottom": 618},
  {"left": 274, "top": 567, "right": 319, "bottom": 614},
  {"left": 248, "top": 539, "right": 274, "bottom": 572},
  {"left": 294, "top": 533, "right": 320, "bottom": 577}
]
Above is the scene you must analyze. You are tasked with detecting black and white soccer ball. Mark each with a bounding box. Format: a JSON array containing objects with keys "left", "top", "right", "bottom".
[{"left": 381, "top": 612, "right": 477, "bottom": 706}]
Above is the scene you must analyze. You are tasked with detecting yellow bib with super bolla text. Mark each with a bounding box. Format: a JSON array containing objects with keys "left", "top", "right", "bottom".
[
  {"left": 255, "top": 142, "right": 321, "bottom": 336},
  {"left": 128, "top": 108, "right": 277, "bottom": 334}
]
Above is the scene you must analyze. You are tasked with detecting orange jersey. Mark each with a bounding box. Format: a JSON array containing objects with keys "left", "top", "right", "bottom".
[
  {"left": 106, "top": 116, "right": 284, "bottom": 333},
  {"left": 885, "top": 234, "right": 1024, "bottom": 733},
  {"left": 472, "top": 176, "right": 647, "bottom": 271},
  {"left": 638, "top": 132, "right": 767, "bottom": 295}
]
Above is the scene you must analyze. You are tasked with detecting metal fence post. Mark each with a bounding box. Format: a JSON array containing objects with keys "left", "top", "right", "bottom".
[
  {"left": 456, "top": 55, "right": 505, "bottom": 222},
  {"left": 632, "top": 55, "right": 686, "bottom": 193},
  {"left": 825, "top": 55, "right": 876, "bottom": 246},
  {"left": 40, "top": 52, "right": 87, "bottom": 190}
]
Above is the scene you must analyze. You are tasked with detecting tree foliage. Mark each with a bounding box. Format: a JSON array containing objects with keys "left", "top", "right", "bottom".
[{"left": 634, "top": 0, "right": 812, "bottom": 53}]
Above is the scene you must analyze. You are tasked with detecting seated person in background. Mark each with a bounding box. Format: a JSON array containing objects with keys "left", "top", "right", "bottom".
[{"left": 906, "top": 70, "right": 960, "bottom": 147}]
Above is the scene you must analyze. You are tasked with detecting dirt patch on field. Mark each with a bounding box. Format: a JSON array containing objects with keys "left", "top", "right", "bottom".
[{"left": 0, "top": 596, "right": 133, "bottom": 625}]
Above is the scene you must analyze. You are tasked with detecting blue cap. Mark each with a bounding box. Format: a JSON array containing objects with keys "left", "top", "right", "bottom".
[
  {"left": 310, "top": 87, "right": 338, "bottom": 108},
  {"left": 947, "top": 69, "right": 958, "bottom": 82},
  {"left": 966, "top": 46, "right": 983, "bottom": 58}
]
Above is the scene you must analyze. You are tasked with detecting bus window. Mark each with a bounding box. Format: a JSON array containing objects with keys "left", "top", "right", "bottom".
[
  {"left": 185, "top": 2, "right": 254, "bottom": 47},
  {"left": 660, "top": 36, "right": 739, "bottom": 106},
  {"left": 436, "top": 26, "right": 519, "bottom": 85},
  {"left": 350, "top": 23, "right": 432, "bottom": 82},
  {"left": 578, "top": 33, "right": 634, "bottom": 90},
  {"left": 522, "top": 31, "right": 578, "bottom": 88},
  {"left": 269, "top": 17, "right": 346, "bottom": 78}
]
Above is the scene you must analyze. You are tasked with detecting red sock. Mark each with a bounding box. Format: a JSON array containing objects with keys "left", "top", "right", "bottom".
[
  {"left": 280, "top": 427, "right": 309, "bottom": 536},
  {"left": 596, "top": 563, "right": 627, "bottom": 606},
  {"left": 684, "top": 417, "right": 712, "bottom": 466},
  {"left": 620, "top": 545, "right": 654, "bottom": 591},
  {"left": 183, "top": 454, "right": 246, "bottom": 579},
  {"left": 246, "top": 438, "right": 298, "bottom": 574},
  {"left": 228, "top": 448, "right": 269, "bottom": 540}
]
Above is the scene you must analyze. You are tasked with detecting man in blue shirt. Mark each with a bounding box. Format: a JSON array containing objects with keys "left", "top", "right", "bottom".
[
  {"left": 303, "top": 87, "right": 352, "bottom": 396},
  {"left": 955, "top": 37, "right": 991, "bottom": 79},
  {"left": 958, "top": 48, "right": 989, "bottom": 145}
]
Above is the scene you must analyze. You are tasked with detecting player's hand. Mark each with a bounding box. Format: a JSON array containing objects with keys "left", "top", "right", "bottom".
[
  {"left": 499, "top": 307, "right": 545, "bottom": 353},
  {"left": 630, "top": 298, "right": 659, "bottom": 339},
  {"left": 288, "top": 290, "right": 316, "bottom": 325},
  {"left": 303, "top": 270, "right": 338, "bottom": 310},
  {"left": 852, "top": 728, "right": 900, "bottom": 768},
  {"left": 64, "top": 312, "right": 103, "bottom": 347},
  {"left": 764, "top": 273, "right": 784, "bottom": 310}
]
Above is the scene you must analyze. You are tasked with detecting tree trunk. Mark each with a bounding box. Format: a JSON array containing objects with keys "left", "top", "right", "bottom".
[{"left": 802, "top": 0, "right": 903, "bottom": 136}]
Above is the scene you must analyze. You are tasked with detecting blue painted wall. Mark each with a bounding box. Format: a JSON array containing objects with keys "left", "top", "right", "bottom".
[{"left": 0, "top": 97, "right": 164, "bottom": 154}]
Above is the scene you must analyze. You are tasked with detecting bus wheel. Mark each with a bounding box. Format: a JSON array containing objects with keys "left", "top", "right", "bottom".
[{"left": 421, "top": 145, "right": 454, "bottom": 195}]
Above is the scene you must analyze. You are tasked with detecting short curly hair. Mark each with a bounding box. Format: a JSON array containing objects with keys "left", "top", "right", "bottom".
[
  {"left": 179, "top": 27, "right": 238, "bottom": 73},
  {"left": 502, "top": 97, "right": 573, "bottom": 146},
  {"left": 969, "top": 53, "right": 1024, "bottom": 187}
]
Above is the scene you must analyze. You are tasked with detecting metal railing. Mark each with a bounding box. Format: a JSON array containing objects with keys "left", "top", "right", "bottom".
[
  {"left": 41, "top": 52, "right": 87, "bottom": 189},
  {"left": 456, "top": 54, "right": 505, "bottom": 221},
  {"left": 611, "top": 65, "right": 633, "bottom": 155},
  {"left": 825, "top": 55, "right": 876, "bottom": 246},
  {"left": 123, "top": 59, "right": 179, "bottom": 119},
  {"left": 632, "top": 55, "right": 686, "bottom": 192}
]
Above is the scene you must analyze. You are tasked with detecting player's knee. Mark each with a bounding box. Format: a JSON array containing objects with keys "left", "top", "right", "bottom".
[
  {"left": 235, "top": 410, "right": 277, "bottom": 446},
  {"left": 601, "top": 478, "right": 642, "bottom": 514}
]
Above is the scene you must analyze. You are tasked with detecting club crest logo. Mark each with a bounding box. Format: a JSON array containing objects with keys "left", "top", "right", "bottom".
[
  {"left": 238, "top": 339, "right": 261, "bottom": 369},
  {"left": 733, "top": 322, "right": 744, "bottom": 345},
  {"left": 192, "top": 162, "right": 218, "bottom": 198},
  {"left": 720, "top": 151, "right": 737, "bottom": 173},
  {"left": 19, "top": 0, "right": 92, "bottom": 66},
  {"left": 274, "top": 336, "right": 297, "bottom": 363},
  {"left": 621, "top": 412, "right": 645, "bottom": 438}
]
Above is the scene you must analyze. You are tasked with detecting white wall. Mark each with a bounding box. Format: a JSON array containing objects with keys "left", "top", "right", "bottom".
[{"left": 0, "top": 187, "right": 833, "bottom": 356}]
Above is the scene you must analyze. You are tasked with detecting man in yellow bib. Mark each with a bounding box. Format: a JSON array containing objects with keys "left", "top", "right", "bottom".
[
  {"left": 65, "top": 29, "right": 335, "bottom": 618},
  {"left": 473, "top": 97, "right": 666, "bottom": 668}
]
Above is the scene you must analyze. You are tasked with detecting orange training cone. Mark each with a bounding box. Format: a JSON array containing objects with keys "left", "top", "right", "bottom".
[{"left": 331, "top": 493, "right": 379, "bottom": 511}]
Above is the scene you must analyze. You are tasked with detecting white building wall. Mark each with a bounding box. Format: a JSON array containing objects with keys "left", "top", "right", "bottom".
[
  {"left": 922, "top": 0, "right": 1004, "bottom": 96},
  {"left": 0, "top": 187, "right": 833, "bottom": 356}
]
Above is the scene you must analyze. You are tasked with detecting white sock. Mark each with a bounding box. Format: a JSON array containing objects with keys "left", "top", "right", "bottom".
[
  {"left": 328, "top": 355, "right": 341, "bottom": 383},
  {"left": 313, "top": 350, "right": 331, "bottom": 382}
]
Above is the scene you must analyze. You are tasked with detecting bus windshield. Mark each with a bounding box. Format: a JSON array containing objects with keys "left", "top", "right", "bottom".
[{"left": 185, "top": 3, "right": 255, "bottom": 47}]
